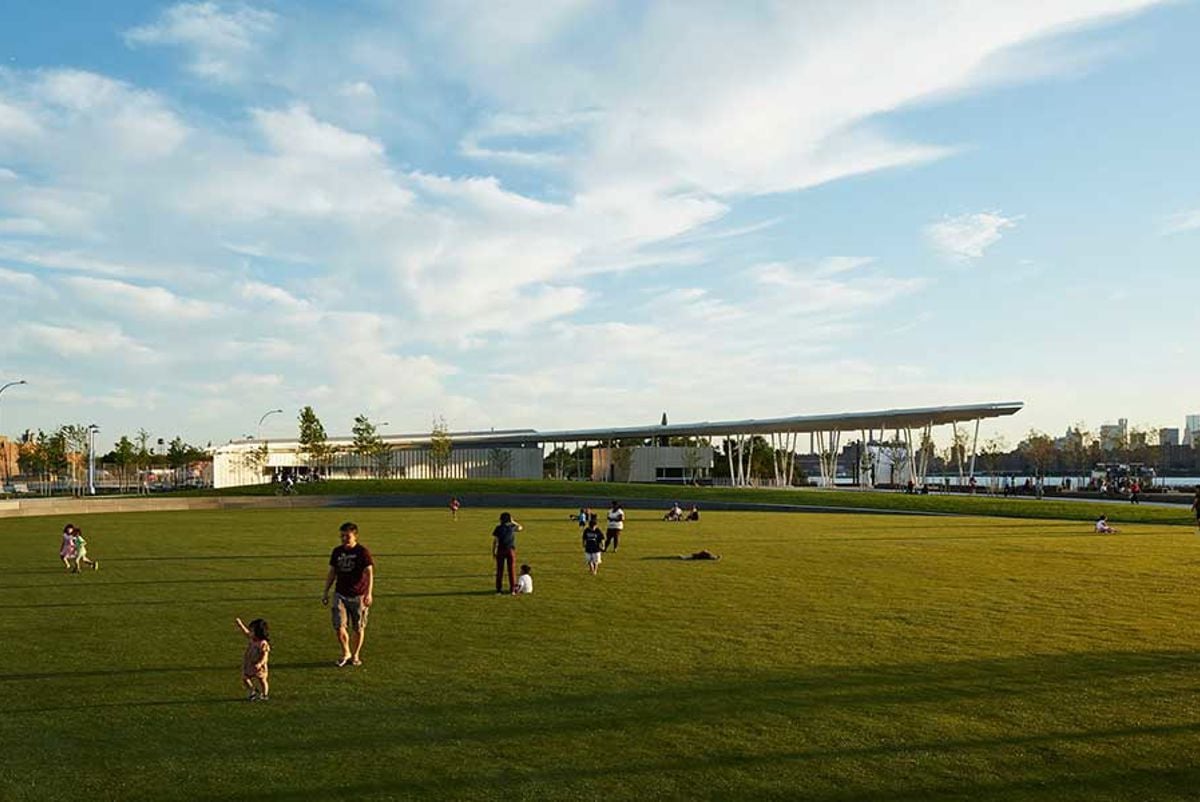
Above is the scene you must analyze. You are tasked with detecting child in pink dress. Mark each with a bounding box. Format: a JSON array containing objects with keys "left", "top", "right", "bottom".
[{"left": 235, "top": 617, "right": 271, "bottom": 701}]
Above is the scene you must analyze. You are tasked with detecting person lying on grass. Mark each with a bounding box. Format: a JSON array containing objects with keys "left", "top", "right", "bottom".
[
  {"left": 679, "top": 550, "right": 720, "bottom": 561},
  {"left": 236, "top": 617, "right": 271, "bottom": 701}
]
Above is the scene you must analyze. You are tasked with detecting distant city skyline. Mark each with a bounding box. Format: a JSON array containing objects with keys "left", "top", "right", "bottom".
[{"left": 1, "top": 1, "right": 1198, "bottom": 451}]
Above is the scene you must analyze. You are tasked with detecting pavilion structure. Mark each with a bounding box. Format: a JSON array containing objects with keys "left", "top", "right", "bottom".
[{"left": 210, "top": 401, "right": 1022, "bottom": 489}]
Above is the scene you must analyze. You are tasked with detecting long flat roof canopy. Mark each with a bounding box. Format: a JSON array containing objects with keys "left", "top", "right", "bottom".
[
  {"left": 490, "top": 401, "right": 1024, "bottom": 444},
  {"left": 224, "top": 401, "right": 1022, "bottom": 450}
]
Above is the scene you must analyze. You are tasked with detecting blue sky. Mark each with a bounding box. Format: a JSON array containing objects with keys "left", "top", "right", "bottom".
[{"left": 1, "top": 0, "right": 1197, "bottom": 450}]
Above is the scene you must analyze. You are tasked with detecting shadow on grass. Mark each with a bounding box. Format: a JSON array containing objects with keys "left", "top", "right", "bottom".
[
  {"left": 0, "top": 594, "right": 317, "bottom": 609},
  {"left": 6, "top": 697, "right": 249, "bottom": 714},
  {"left": 382, "top": 589, "right": 499, "bottom": 598},
  {"left": 194, "top": 746, "right": 1200, "bottom": 802},
  {"left": 1, "top": 659, "right": 339, "bottom": 684}
]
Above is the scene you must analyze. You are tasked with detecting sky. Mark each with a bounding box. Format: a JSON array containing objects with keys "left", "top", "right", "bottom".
[{"left": 1, "top": 0, "right": 1198, "bottom": 451}]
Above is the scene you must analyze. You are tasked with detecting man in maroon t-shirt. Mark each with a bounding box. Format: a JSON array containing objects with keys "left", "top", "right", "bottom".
[{"left": 322, "top": 522, "right": 375, "bottom": 667}]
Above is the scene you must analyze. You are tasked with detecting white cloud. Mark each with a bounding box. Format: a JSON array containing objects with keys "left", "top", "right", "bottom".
[
  {"left": 925, "top": 212, "right": 1019, "bottom": 261},
  {"left": 64, "top": 276, "right": 225, "bottom": 321},
  {"left": 124, "top": 2, "right": 276, "bottom": 81},
  {"left": 1161, "top": 209, "right": 1200, "bottom": 235},
  {"left": 0, "top": 2, "right": 1170, "bottom": 442},
  {"left": 16, "top": 322, "right": 158, "bottom": 361}
]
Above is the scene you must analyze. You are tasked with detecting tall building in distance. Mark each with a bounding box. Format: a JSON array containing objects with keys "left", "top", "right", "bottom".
[
  {"left": 1159, "top": 428, "right": 1180, "bottom": 447},
  {"left": 1099, "top": 418, "right": 1128, "bottom": 452},
  {"left": 1185, "top": 414, "right": 1200, "bottom": 447}
]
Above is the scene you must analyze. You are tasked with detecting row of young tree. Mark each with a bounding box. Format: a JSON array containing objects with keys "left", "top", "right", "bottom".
[
  {"left": 250, "top": 408, "right": 458, "bottom": 479},
  {"left": 14, "top": 426, "right": 208, "bottom": 493}
]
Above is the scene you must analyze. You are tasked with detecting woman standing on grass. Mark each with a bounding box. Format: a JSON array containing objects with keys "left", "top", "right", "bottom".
[
  {"left": 492, "top": 512, "right": 522, "bottom": 594},
  {"left": 604, "top": 500, "right": 624, "bottom": 552},
  {"left": 1192, "top": 487, "right": 1200, "bottom": 532}
]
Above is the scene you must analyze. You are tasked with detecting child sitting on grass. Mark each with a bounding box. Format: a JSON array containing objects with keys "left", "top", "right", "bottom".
[
  {"left": 236, "top": 617, "right": 271, "bottom": 701},
  {"left": 514, "top": 564, "right": 533, "bottom": 595},
  {"left": 1095, "top": 515, "right": 1117, "bottom": 534}
]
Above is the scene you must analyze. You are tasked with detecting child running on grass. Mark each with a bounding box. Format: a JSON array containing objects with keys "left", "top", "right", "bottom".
[
  {"left": 236, "top": 617, "right": 271, "bottom": 701},
  {"left": 59, "top": 523, "right": 77, "bottom": 571},
  {"left": 72, "top": 528, "right": 97, "bottom": 572}
]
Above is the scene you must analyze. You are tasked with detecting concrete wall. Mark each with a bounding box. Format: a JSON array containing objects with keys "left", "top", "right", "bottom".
[
  {"left": 213, "top": 444, "right": 543, "bottom": 488},
  {"left": 591, "top": 445, "right": 714, "bottom": 482}
]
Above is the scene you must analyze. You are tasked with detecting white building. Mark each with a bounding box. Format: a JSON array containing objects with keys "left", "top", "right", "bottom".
[
  {"left": 210, "top": 401, "right": 1024, "bottom": 489},
  {"left": 213, "top": 432, "right": 543, "bottom": 488}
]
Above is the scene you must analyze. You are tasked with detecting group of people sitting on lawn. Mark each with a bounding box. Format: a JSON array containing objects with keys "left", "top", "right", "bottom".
[{"left": 663, "top": 501, "right": 700, "bottom": 521}]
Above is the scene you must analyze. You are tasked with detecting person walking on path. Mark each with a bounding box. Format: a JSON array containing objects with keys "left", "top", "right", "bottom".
[
  {"left": 492, "top": 512, "right": 522, "bottom": 594},
  {"left": 604, "top": 500, "right": 625, "bottom": 552},
  {"left": 1129, "top": 479, "right": 1141, "bottom": 505},
  {"left": 322, "top": 522, "right": 375, "bottom": 667}
]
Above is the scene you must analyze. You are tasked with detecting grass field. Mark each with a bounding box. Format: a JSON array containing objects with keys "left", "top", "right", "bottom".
[
  {"left": 197, "top": 477, "right": 1200, "bottom": 526},
  {"left": 2, "top": 506, "right": 1199, "bottom": 801}
]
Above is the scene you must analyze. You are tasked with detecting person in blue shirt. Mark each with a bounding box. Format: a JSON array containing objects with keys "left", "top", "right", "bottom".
[{"left": 491, "top": 512, "right": 522, "bottom": 594}]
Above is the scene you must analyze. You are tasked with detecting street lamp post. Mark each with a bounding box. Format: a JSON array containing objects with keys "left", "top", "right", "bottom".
[
  {"left": 255, "top": 409, "right": 284, "bottom": 485},
  {"left": 87, "top": 424, "right": 99, "bottom": 495},
  {"left": 0, "top": 379, "right": 28, "bottom": 486}
]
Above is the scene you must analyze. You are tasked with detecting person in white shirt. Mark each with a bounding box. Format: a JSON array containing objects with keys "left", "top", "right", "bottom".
[
  {"left": 514, "top": 564, "right": 533, "bottom": 595},
  {"left": 1095, "top": 515, "right": 1117, "bottom": 534},
  {"left": 604, "top": 500, "right": 625, "bottom": 552}
]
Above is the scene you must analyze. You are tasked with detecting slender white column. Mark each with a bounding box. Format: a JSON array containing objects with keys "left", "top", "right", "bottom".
[{"left": 969, "top": 418, "right": 981, "bottom": 479}]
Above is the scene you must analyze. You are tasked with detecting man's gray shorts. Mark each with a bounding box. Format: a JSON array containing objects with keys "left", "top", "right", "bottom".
[{"left": 332, "top": 593, "right": 369, "bottom": 632}]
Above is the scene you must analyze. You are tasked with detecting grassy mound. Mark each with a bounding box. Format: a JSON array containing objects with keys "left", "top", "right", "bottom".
[{"left": 195, "top": 478, "right": 1196, "bottom": 526}]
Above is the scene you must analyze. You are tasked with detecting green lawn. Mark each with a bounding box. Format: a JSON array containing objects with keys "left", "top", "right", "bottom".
[
  {"left": 195, "top": 477, "right": 1198, "bottom": 526},
  {"left": 2, "top": 507, "right": 1199, "bottom": 801}
]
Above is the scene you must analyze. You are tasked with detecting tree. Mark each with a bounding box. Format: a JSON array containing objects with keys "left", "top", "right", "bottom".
[
  {"left": 429, "top": 416, "right": 452, "bottom": 478},
  {"left": 1062, "top": 422, "right": 1091, "bottom": 483},
  {"left": 298, "top": 406, "right": 336, "bottom": 475},
  {"left": 351, "top": 414, "right": 385, "bottom": 478},
  {"left": 167, "top": 436, "right": 206, "bottom": 486},
  {"left": 610, "top": 443, "right": 633, "bottom": 482},
  {"left": 136, "top": 428, "right": 153, "bottom": 481},
  {"left": 112, "top": 435, "right": 138, "bottom": 492},
  {"left": 978, "top": 434, "right": 1009, "bottom": 491},
  {"left": 489, "top": 447, "right": 513, "bottom": 477},
  {"left": 59, "top": 424, "right": 89, "bottom": 494},
  {"left": 946, "top": 424, "right": 973, "bottom": 482},
  {"left": 880, "top": 435, "right": 908, "bottom": 486},
  {"left": 17, "top": 430, "right": 50, "bottom": 488},
  {"left": 682, "top": 442, "right": 704, "bottom": 484},
  {"left": 1020, "top": 429, "right": 1057, "bottom": 480},
  {"left": 372, "top": 442, "right": 395, "bottom": 478}
]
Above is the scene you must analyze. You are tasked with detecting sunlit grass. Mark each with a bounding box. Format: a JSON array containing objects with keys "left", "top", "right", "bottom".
[{"left": 2, "top": 507, "right": 1198, "bottom": 800}]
